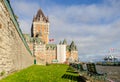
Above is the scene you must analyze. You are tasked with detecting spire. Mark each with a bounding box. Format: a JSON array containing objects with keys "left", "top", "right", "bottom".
[
  {"left": 33, "top": 8, "right": 49, "bottom": 23},
  {"left": 70, "top": 41, "right": 77, "bottom": 51},
  {"left": 62, "top": 39, "right": 67, "bottom": 45},
  {"left": 36, "top": 9, "right": 45, "bottom": 18},
  {"left": 70, "top": 41, "right": 75, "bottom": 47},
  {"left": 59, "top": 41, "right": 62, "bottom": 45}
]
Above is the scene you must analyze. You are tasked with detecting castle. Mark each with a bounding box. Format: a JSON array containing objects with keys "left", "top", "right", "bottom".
[
  {"left": 24, "top": 9, "right": 78, "bottom": 65},
  {"left": 0, "top": 0, "right": 78, "bottom": 77},
  {"left": 0, "top": 0, "right": 77, "bottom": 78}
]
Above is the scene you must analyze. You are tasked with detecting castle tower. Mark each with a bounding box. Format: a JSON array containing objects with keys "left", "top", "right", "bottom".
[{"left": 31, "top": 9, "right": 49, "bottom": 44}]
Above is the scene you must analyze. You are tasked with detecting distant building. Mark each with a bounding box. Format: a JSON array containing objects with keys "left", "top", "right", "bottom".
[
  {"left": 104, "top": 55, "right": 118, "bottom": 62},
  {"left": 24, "top": 9, "right": 78, "bottom": 65}
]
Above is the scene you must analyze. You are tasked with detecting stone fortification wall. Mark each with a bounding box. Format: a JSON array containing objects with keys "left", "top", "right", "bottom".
[
  {"left": 0, "top": 0, "right": 34, "bottom": 74},
  {"left": 46, "top": 50, "right": 56, "bottom": 64}
]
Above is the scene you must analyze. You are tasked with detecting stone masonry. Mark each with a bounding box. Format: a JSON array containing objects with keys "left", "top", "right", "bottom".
[{"left": 0, "top": 0, "right": 34, "bottom": 75}]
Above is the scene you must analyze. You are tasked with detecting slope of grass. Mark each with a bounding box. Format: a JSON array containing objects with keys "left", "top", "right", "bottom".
[{"left": 0, "top": 64, "right": 79, "bottom": 82}]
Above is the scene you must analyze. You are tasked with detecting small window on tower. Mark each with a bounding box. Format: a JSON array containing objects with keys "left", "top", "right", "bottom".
[{"left": 0, "top": 24, "right": 2, "bottom": 29}]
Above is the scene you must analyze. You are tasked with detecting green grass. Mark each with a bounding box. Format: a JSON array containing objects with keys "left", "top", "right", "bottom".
[{"left": 0, "top": 64, "right": 79, "bottom": 82}]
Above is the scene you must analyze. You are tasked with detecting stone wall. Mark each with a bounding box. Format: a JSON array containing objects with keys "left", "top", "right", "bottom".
[
  {"left": 71, "top": 51, "right": 78, "bottom": 62},
  {"left": 35, "top": 43, "right": 46, "bottom": 65},
  {"left": 32, "top": 22, "right": 49, "bottom": 44},
  {"left": 46, "top": 49, "right": 56, "bottom": 64},
  {"left": 66, "top": 50, "right": 78, "bottom": 62},
  {"left": 28, "top": 42, "right": 33, "bottom": 54},
  {"left": 66, "top": 51, "right": 71, "bottom": 60},
  {"left": 0, "top": 0, "right": 34, "bottom": 74}
]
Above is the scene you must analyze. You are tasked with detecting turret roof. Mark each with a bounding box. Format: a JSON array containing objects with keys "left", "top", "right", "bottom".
[
  {"left": 59, "top": 41, "right": 62, "bottom": 45},
  {"left": 70, "top": 41, "right": 77, "bottom": 51},
  {"left": 33, "top": 9, "right": 49, "bottom": 22},
  {"left": 62, "top": 39, "right": 67, "bottom": 45}
]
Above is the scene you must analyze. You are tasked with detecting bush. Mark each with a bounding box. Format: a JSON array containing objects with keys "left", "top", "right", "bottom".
[
  {"left": 0, "top": 70, "right": 5, "bottom": 76},
  {"left": 96, "top": 62, "right": 102, "bottom": 65}
]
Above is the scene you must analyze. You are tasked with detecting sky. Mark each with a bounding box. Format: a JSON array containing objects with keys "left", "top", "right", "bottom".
[{"left": 10, "top": 0, "right": 120, "bottom": 62}]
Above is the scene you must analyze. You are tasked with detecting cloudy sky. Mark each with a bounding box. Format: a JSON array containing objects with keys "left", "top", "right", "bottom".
[{"left": 10, "top": 0, "right": 120, "bottom": 62}]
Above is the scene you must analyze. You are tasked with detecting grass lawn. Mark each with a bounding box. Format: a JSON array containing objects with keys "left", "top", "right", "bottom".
[{"left": 0, "top": 64, "right": 79, "bottom": 82}]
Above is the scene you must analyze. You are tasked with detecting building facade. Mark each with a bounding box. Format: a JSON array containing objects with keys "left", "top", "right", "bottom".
[
  {"left": 31, "top": 9, "right": 49, "bottom": 44},
  {"left": 24, "top": 9, "right": 78, "bottom": 65}
]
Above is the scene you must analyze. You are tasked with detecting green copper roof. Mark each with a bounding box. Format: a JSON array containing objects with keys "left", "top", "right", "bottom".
[
  {"left": 59, "top": 41, "right": 62, "bottom": 45},
  {"left": 62, "top": 39, "right": 67, "bottom": 45},
  {"left": 23, "top": 34, "right": 31, "bottom": 41},
  {"left": 23, "top": 34, "right": 44, "bottom": 44},
  {"left": 70, "top": 41, "right": 77, "bottom": 51},
  {"left": 3, "top": 0, "right": 32, "bottom": 55},
  {"left": 58, "top": 40, "right": 78, "bottom": 51},
  {"left": 46, "top": 44, "right": 56, "bottom": 50},
  {"left": 66, "top": 45, "right": 70, "bottom": 51},
  {"left": 35, "top": 38, "right": 44, "bottom": 44}
]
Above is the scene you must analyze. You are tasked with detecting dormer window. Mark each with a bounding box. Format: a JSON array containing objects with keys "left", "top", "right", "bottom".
[{"left": 40, "top": 15, "right": 43, "bottom": 21}]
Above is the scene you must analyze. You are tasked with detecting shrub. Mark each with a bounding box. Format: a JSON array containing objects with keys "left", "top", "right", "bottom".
[{"left": 0, "top": 70, "right": 5, "bottom": 76}]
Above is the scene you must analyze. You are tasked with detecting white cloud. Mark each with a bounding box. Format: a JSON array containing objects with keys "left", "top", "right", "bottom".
[
  {"left": 48, "top": 2, "right": 120, "bottom": 62},
  {"left": 19, "top": 19, "right": 32, "bottom": 34},
  {"left": 10, "top": 0, "right": 41, "bottom": 34},
  {"left": 10, "top": 0, "right": 120, "bottom": 62},
  {"left": 11, "top": 1, "right": 39, "bottom": 17}
]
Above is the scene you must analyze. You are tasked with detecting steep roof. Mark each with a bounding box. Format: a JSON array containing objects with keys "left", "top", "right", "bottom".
[
  {"left": 33, "top": 9, "right": 49, "bottom": 23},
  {"left": 62, "top": 39, "right": 67, "bottom": 45},
  {"left": 70, "top": 41, "right": 77, "bottom": 51},
  {"left": 59, "top": 41, "right": 62, "bottom": 45},
  {"left": 46, "top": 44, "right": 56, "bottom": 50}
]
